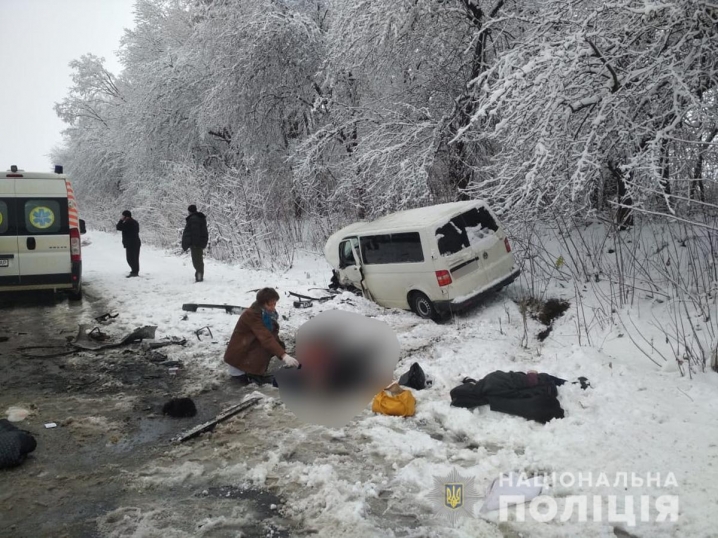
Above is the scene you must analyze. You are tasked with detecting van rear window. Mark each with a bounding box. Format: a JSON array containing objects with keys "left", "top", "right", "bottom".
[
  {"left": 360, "top": 232, "right": 424, "bottom": 264},
  {"left": 21, "top": 199, "right": 68, "bottom": 235},
  {"left": 435, "top": 207, "right": 498, "bottom": 256},
  {"left": 0, "top": 201, "right": 8, "bottom": 234}
]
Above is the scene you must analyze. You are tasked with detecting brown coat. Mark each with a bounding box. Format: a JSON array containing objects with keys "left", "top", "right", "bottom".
[{"left": 224, "top": 302, "right": 285, "bottom": 375}]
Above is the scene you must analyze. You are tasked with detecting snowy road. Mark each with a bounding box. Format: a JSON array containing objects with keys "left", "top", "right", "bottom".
[{"left": 2, "top": 230, "right": 718, "bottom": 537}]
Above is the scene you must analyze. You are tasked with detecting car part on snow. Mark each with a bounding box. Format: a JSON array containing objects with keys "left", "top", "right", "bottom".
[
  {"left": 288, "top": 291, "right": 335, "bottom": 303},
  {"left": 145, "top": 337, "right": 187, "bottom": 350},
  {"left": 182, "top": 303, "right": 247, "bottom": 315},
  {"left": 72, "top": 325, "right": 158, "bottom": 351},
  {"left": 87, "top": 327, "right": 111, "bottom": 342},
  {"left": 162, "top": 397, "right": 197, "bottom": 418},
  {"left": 293, "top": 300, "right": 313, "bottom": 309},
  {"left": 172, "top": 396, "right": 262, "bottom": 443},
  {"left": 371, "top": 383, "right": 416, "bottom": 417},
  {"left": 0, "top": 419, "right": 37, "bottom": 469},
  {"left": 20, "top": 325, "right": 161, "bottom": 358},
  {"left": 194, "top": 326, "right": 213, "bottom": 341},
  {"left": 308, "top": 288, "right": 342, "bottom": 295},
  {"left": 95, "top": 312, "right": 119, "bottom": 323},
  {"left": 398, "top": 362, "right": 432, "bottom": 390}
]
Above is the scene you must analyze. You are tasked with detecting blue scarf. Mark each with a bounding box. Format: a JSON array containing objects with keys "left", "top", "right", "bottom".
[{"left": 262, "top": 309, "right": 278, "bottom": 331}]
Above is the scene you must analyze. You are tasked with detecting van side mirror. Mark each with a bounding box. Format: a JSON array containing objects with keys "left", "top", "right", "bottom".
[{"left": 79, "top": 219, "right": 87, "bottom": 234}]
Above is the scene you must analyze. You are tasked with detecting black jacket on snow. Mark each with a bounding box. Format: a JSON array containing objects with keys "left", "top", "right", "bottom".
[
  {"left": 450, "top": 370, "right": 566, "bottom": 424},
  {"left": 181, "top": 212, "right": 208, "bottom": 250},
  {"left": 116, "top": 218, "right": 141, "bottom": 248}
]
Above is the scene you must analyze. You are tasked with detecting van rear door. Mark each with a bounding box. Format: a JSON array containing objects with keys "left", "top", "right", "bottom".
[
  {"left": 15, "top": 178, "right": 72, "bottom": 288},
  {"left": 0, "top": 179, "right": 20, "bottom": 287},
  {"left": 434, "top": 204, "right": 509, "bottom": 294}
]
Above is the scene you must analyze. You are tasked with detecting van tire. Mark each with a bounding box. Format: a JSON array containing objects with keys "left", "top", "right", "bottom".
[
  {"left": 409, "top": 292, "right": 438, "bottom": 320},
  {"left": 68, "top": 283, "right": 83, "bottom": 301}
]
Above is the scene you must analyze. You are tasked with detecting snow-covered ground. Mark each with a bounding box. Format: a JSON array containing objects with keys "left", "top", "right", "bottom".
[{"left": 79, "top": 230, "right": 718, "bottom": 537}]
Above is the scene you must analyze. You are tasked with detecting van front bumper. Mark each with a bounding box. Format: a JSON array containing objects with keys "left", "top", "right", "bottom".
[{"left": 433, "top": 268, "right": 521, "bottom": 314}]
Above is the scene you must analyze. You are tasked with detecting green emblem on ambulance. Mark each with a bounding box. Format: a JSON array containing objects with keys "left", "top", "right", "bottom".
[{"left": 30, "top": 206, "right": 55, "bottom": 229}]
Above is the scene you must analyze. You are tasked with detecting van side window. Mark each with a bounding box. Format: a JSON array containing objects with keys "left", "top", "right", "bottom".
[
  {"left": 360, "top": 232, "right": 424, "bottom": 264},
  {"left": 339, "top": 238, "right": 359, "bottom": 267},
  {"left": 22, "top": 199, "right": 66, "bottom": 235},
  {"left": 0, "top": 201, "right": 9, "bottom": 234},
  {"left": 436, "top": 207, "right": 498, "bottom": 256}
]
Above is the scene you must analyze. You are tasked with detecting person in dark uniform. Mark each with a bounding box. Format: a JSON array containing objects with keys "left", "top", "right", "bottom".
[
  {"left": 181, "top": 204, "right": 209, "bottom": 282},
  {"left": 116, "top": 210, "right": 141, "bottom": 277}
]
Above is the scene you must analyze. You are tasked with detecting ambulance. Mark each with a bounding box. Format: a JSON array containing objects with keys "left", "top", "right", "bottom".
[{"left": 0, "top": 165, "right": 85, "bottom": 300}]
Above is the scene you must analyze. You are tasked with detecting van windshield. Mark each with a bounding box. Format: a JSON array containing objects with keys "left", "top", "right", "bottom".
[{"left": 435, "top": 207, "right": 498, "bottom": 256}]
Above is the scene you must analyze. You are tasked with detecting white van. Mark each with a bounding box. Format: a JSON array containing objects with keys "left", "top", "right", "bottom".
[
  {"left": 0, "top": 165, "right": 85, "bottom": 300},
  {"left": 324, "top": 201, "right": 519, "bottom": 319}
]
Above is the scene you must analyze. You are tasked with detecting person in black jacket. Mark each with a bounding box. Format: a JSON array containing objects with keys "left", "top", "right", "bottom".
[
  {"left": 181, "top": 204, "right": 209, "bottom": 282},
  {"left": 116, "top": 210, "right": 141, "bottom": 277}
]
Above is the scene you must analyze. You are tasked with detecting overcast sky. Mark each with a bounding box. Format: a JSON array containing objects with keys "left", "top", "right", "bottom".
[{"left": 0, "top": 0, "right": 136, "bottom": 172}]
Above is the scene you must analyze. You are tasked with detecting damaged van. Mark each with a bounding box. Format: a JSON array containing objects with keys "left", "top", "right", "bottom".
[{"left": 324, "top": 201, "right": 520, "bottom": 319}]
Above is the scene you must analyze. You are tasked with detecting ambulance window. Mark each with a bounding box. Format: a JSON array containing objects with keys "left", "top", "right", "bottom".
[
  {"left": 0, "top": 201, "right": 8, "bottom": 234},
  {"left": 24, "top": 200, "right": 62, "bottom": 234}
]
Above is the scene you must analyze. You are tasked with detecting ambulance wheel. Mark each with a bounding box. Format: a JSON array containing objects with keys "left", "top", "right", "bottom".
[
  {"left": 409, "top": 291, "right": 437, "bottom": 320},
  {"left": 68, "top": 283, "right": 83, "bottom": 301}
]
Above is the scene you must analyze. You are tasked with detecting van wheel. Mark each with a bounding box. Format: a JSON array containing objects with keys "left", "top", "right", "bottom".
[
  {"left": 409, "top": 292, "right": 437, "bottom": 320},
  {"left": 68, "top": 283, "right": 83, "bottom": 301}
]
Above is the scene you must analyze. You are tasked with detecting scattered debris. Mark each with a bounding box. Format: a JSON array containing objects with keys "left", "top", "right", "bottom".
[
  {"left": 195, "top": 326, "right": 213, "bottom": 341},
  {"left": 21, "top": 325, "right": 162, "bottom": 359},
  {"left": 147, "top": 351, "right": 169, "bottom": 363},
  {"left": 44, "top": 423, "right": 58, "bottom": 429},
  {"left": 173, "top": 397, "right": 262, "bottom": 443},
  {"left": 162, "top": 398, "right": 197, "bottom": 418},
  {"left": 87, "top": 327, "right": 111, "bottom": 342},
  {"left": 288, "top": 291, "right": 335, "bottom": 304},
  {"left": 293, "top": 300, "right": 313, "bottom": 309},
  {"left": 182, "top": 303, "right": 246, "bottom": 314},
  {"left": 145, "top": 337, "right": 187, "bottom": 350},
  {"left": 94, "top": 312, "right": 119, "bottom": 323},
  {"left": 72, "top": 325, "right": 158, "bottom": 352},
  {"left": 0, "top": 336, "right": 9, "bottom": 343},
  {"left": 6, "top": 407, "right": 30, "bottom": 422}
]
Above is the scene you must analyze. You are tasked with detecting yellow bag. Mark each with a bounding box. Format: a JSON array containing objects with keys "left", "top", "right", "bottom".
[{"left": 372, "top": 383, "right": 416, "bottom": 417}]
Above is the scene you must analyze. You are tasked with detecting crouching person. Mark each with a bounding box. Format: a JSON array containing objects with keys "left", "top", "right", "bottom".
[{"left": 224, "top": 287, "right": 299, "bottom": 385}]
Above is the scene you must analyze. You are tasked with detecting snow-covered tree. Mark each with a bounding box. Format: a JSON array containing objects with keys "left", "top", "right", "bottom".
[{"left": 454, "top": 0, "right": 718, "bottom": 223}]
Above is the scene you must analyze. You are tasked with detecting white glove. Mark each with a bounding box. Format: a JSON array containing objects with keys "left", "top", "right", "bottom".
[{"left": 282, "top": 354, "right": 299, "bottom": 368}]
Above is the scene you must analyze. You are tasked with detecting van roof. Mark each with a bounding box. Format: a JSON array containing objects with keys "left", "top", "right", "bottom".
[
  {"left": 1, "top": 171, "right": 67, "bottom": 179},
  {"left": 342, "top": 200, "right": 487, "bottom": 235}
]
